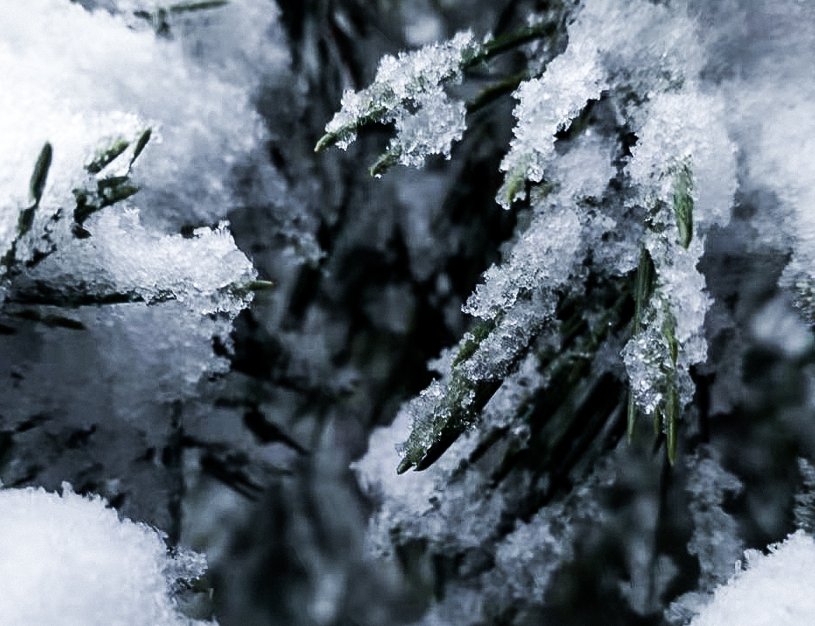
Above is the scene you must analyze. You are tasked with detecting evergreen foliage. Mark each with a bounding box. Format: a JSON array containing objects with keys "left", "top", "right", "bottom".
[{"left": 2, "top": 1, "right": 815, "bottom": 624}]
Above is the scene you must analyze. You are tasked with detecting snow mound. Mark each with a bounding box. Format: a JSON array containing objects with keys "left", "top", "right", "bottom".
[
  {"left": 0, "top": 486, "right": 213, "bottom": 626},
  {"left": 691, "top": 531, "right": 815, "bottom": 626}
]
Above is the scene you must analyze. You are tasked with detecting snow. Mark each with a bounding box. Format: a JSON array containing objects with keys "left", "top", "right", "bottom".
[
  {"left": 21, "top": 211, "right": 257, "bottom": 316},
  {"left": 622, "top": 91, "right": 736, "bottom": 427},
  {"left": 498, "top": 0, "right": 703, "bottom": 207},
  {"left": 499, "top": 48, "right": 607, "bottom": 205},
  {"left": 463, "top": 205, "right": 582, "bottom": 320},
  {"left": 0, "top": 0, "right": 270, "bottom": 532},
  {"left": 0, "top": 485, "right": 212, "bottom": 626},
  {"left": 390, "top": 93, "right": 468, "bottom": 170},
  {"left": 690, "top": 531, "right": 815, "bottom": 626},
  {"left": 322, "top": 30, "right": 479, "bottom": 166},
  {"left": 0, "top": 0, "right": 273, "bottom": 231},
  {"left": 3, "top": 0, "right": 815, "bottom": 623}
]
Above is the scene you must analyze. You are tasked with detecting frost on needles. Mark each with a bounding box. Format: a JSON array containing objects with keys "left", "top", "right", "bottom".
[
  {"left": 327, "top": 0, "right": 736, "bottom": 474},
  {"left": 0, "top": 0, "right": 285, "bottom": 531},
  {"left": 327, "top": 0, "right": 815, "bottom": 621},
  {"left": 317, "top": 31, "right": 480, "bottom": 174}
]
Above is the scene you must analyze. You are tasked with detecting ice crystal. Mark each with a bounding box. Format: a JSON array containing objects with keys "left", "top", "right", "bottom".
[
  {"left": 463, "top": 205, "right": 582, "bottom": 320},
  {"left": 622, "top": 91, "right": 736, "bottom": 438},
  {"left": 499, "top": 0, "right": 703, "bottom": 206},
  {"left": 319, "top": 31, "right": 480, "bottom": 166},
  {"left": 0, "top": 0, "right": 271, "bottom": 230}
]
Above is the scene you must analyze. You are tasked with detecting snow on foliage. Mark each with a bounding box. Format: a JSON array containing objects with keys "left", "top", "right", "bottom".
[
  {"left": 0, "top": 485, "right": 212, "bottom": 626},
  {"left": 0, "top": 0, "right": 267, "bottom": 313},
  {"left": 0, "top": 0, "right": 267, "bottom": 228},
  {"left": 340, "top": 0, "right": 739, "bottom": 474},
  {"left": 0, "top": 0, "right": 285, "bottom": 530},
  {"left": 318, "top": 31, "right": 479, "bottom": 172},
  {"left": 333, "top": 0, "right": 815, "bottom": 621}
]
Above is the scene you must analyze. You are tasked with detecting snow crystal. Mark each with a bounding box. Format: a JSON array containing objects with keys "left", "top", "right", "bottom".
[
  {"left": 499, "top": 48, "right": 607, "bottom": 205},
  {"left": 690, "top": 531, "right": 815, "bottom": 626},
  {"left": 622, "top": 308, "right": 674, "bottom": 417},
  {"left": 322, "top": 31, "right": 479, "bottom": 165},
  {"left": 352, "top": 406, "right": 453, "bottom": 555},
  {"left": 0, "top": 485, "right": 212, "bottom": 626},
  {"left": 353, "top": 343, "right": 549, "bottom": 557},
  {"left": 627, "top": 92, "right": 737, "bottom": 237},
  {"left": 493, "top": 499, "right": 578, "bottom": 600},
  {"left": 20, "top": 210, "right": 256, "bottom": 316},
  {"left": 390, "top": 93, "right": 467, "bottom": 170},
  {"left": 464, "top": 130, "right": 618, "bottom": 322},
  {"left": 0, "top": 0, "right": 271, "bottom": 229},
  {"left": 549, "top": 131, "right": 617, "bottom": 203},
  {"left": 499, "top": 0, "right": 704, "bottom": 207},
  {"left": 463, "top": 206, "right": 582, "bottom": 320},
  {"left": 622, "top": 90, "right": 736, "bottom": 424}
]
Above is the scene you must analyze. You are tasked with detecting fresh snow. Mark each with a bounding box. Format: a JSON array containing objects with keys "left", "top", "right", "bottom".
[{"left": 0, "top": 485, "right": 213, "bottom": 626}]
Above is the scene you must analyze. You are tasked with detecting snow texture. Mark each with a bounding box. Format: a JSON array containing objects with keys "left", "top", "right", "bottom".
[
  {"left": 0, "top": 485, "right": 212, "bottom": 626},
  {"left": 323, "top": 31, "right": 479, "bottom": 168},
  {"left": 349, "top": 0, "right": 815, "bottom": 620},
  {"left": 690, "top": 531, "right": 815, "bottom": 626},
  {"left": 0, "top": 0, "right": 276, "bottom": 230},
  {"left": 0, "top": 0, "right": 271, "bottom": 531},
  {"left": 498, "top": 0, "right": 703, "bottom": 206}
]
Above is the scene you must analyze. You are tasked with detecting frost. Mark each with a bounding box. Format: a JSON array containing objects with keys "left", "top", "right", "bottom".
[
  {"left": 19, "top": 211, "right": 257, "bottom": 316},
  {"left": 499, "top": 48, "right": 608, "bottom": 205},
  {"left": 463, "top": 205, "right": 582, "bottom": 320},
  {"left": 388, "top": 93, "right": 467, "bottom": 170},
  {"left": 0, "top": 485, "right": 213, "bottom": 626},
  {"left": 622, "top": 91, "right": 736, "bottom": 436},
  {"left": 499, "top": 0, "right": 703, "bottom": 206},
  {"left": 0, "top": 0, "right": 273, "bottom": 230},
  {"left": 689, "top": 531, "right": 815, "bottom": 626},
  {"left": 319, "top": 31, "right": 480, "bottom": 166}
]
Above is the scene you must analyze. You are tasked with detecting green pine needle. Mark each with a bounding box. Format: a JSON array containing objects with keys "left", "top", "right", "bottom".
[
  {"left": 29, "top": 142, "right": 53, "bottom": 209},
  {"left": 130, "top": 128, "right": 152, "bottom": 169},
  {"left": 86, "top": 138, "right": 130, "bottom": 174},
  {"left": 672, "top": 160, "right": 694, "bottom": 249}
]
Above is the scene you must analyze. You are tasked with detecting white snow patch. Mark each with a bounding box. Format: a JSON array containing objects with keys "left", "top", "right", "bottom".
[
  {"left": 0, "top": 485, "right": 213, "bottom": 626},
  {"left": 691, "top": 531, "right": 815, "bottom": 626}
]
